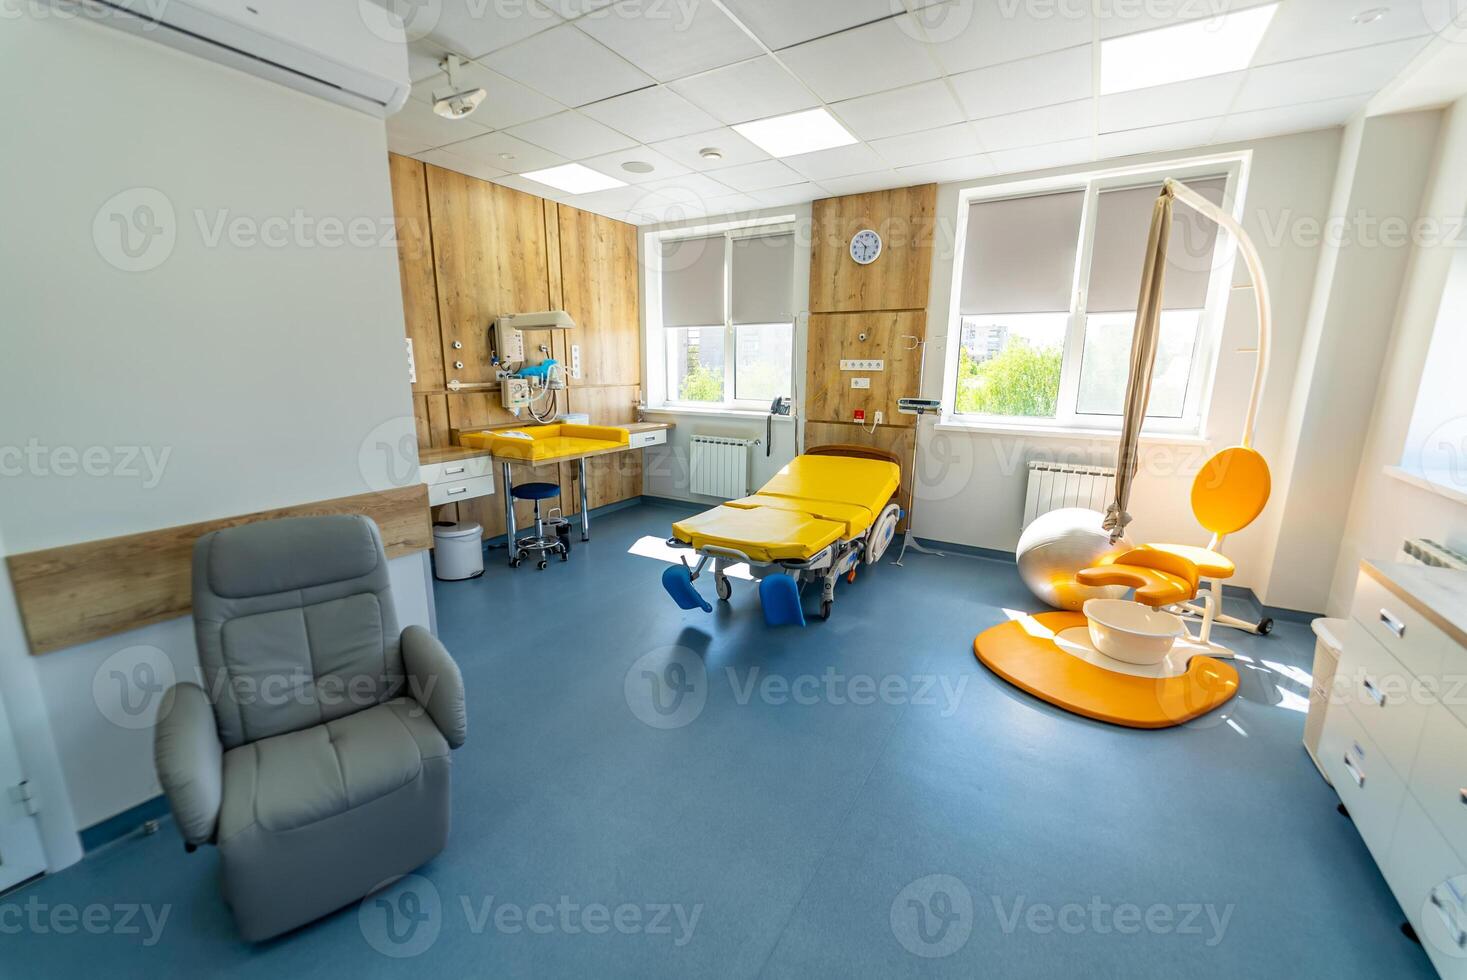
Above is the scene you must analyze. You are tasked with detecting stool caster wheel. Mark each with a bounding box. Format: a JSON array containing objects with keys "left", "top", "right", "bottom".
[
  {"left": 537, "top": 559, "right": 548, "bottom": 570},
  {"left": 559, "top": 546, "right": 569, "bottom": 562},
  {"left": 819, "top": 599, "right": 832, "bottom": 621},
  {"left": 715, "top": 576, "right": 732, "bottom": 601},
  {"left": 1257, "top": 617, "right": 1274, "bottom": 636},
  {"left": 509, "top": 557, "right": 522, "bottom": 568}
]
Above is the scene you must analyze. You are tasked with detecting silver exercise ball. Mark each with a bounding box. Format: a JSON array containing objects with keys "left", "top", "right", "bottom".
[{"left": 1016, "top": 507, "right": 1132, "bottom": 611}]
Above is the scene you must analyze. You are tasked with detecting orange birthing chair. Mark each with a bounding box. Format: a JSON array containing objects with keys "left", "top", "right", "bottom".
[{"left": 1076, "top": 446, "right": 1273, "bottom": 643}]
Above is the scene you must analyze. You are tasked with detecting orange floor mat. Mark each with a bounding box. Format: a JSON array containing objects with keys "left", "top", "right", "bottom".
[{"left": 974, "top": 612, "right": 1239, "bottom": 729}]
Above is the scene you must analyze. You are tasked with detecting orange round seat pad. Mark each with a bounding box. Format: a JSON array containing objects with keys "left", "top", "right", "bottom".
[{"left": 974, "top": 612, "right": 1238, "bottom": 729}]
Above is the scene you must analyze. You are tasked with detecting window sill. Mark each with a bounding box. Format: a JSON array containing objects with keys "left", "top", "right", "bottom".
[
  {"left": 1385, "top": 465, "right": 1467, "bottom": 507},
  {"left": 933, "top": 417, "right": 1210, "bottom": 446},
  {"left": 641, "top": 404, "right": 794, "bottom": 422}
]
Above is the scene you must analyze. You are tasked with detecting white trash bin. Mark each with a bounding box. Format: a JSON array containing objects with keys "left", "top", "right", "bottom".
[{"left": 433, "top": 522, "right": 484, "bottom": 581}]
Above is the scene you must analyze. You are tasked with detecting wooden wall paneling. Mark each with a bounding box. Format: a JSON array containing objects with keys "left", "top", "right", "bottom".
[
  {"left": 413, "top": 393, "right": 431, "bottom": 449},
  {"left": 426, "top": 166, "right": 550, "bottom": 388},
  {"left": 805, "top": 311, "right": 926, "bottom": 426},
  {"left": 804, "top": 421, "right": 915, "bottom": 532},
  {"left": 558, "top": 206, "right": 641, "bottom": 388},
  {"left": 809, "top": 185, "right": 937, "bottom": 313},
  {"left": 544, "top": 200, "right": 564, "bottom": 310},
  {"left": 457, "top": 459, "right": 569, "bottom": 542},
  {"left": 425, "top": 393, "right": 452, "bottom": 448},
  {"left": 388, "top": 154, "right": 445, "bottom": 393},
  {"left": 8, "top": 485, "right": 432, "bottom": 654}
]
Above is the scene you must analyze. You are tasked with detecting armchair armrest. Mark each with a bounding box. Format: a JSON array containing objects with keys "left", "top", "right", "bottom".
[
  {"left": 153, "top": 682, "right": 222, "bottom": 849},
  {"left": 401, "top": 625, "right": 467, "bottom": 749}
]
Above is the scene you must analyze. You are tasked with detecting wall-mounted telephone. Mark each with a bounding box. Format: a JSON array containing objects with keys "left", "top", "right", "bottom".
[{"left": 767, "top": 396, "right": 792, "bottom": 457}]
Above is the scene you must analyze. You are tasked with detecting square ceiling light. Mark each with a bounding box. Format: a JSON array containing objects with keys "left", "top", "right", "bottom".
[
  {"left": 732, "top": 108, "right": 858, "bottom": 158},
  {"left": 1100, "top": 3, "right": 1279, "bottom": 95},
  {"left": 521, "top": 163, "right": 628, "bottom": 195}
]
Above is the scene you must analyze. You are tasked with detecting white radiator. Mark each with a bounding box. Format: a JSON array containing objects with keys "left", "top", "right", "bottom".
[
  {"left": 690, "top": 435, "right": 754, "bottom": 499},
  {"left": 1021, "top": 462, "right": 1117, "bottom": 530},
  {"left": 1398, "top": 538, "right": 1467, "bottom": 570}
]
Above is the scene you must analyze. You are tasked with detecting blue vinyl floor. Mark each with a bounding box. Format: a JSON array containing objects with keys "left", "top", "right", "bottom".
[{"left": 2, "top": 501, "right": 1436, "bottom": 977}]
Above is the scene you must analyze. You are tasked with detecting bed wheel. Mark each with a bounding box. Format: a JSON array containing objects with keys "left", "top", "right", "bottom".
[
  {"left": 715, "top": 576, "right": 732, "bottom": 601},
  {"left": 819, "top": 599, "right": 833, "bottom": 621},
  {"left": 1257, "top": 617, "right": 1274, "bottom": 636}
]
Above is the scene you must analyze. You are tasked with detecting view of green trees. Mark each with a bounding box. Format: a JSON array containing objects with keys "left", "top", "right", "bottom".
[
  {"left": 954, "top": 341, "right": 1062, "bottom": 417},
  {"left": 679, "top": 363, "right": 723, "bottom": 401}
]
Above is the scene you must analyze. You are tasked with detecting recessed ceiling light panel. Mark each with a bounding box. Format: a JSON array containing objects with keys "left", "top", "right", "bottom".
[
  {"left": 521, "top": 163, "right": 628, "bottom": 195},
  {"left": 733, "top": 108, "right": 858, "bottom": 158},
  {"left": 1100, "top": 3, "right": 1279, "bottom": 95}
]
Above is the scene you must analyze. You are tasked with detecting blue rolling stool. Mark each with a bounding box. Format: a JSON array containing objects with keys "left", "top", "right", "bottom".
[{"left": 509, "top": 482, "right": 569, "bottom": 570}]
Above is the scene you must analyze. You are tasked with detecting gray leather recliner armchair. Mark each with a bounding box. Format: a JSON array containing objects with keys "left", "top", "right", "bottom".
[{"left": 153, "top": 514, "right": 465, "bottom": 942}]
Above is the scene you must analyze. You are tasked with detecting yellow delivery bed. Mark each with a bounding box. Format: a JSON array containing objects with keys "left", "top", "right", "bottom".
[
  {"left": 460, "top": 423, "right": 629, "bottom": 463},
  {"left": 672, "top": 454, "right": 901, "bottom": 563}
]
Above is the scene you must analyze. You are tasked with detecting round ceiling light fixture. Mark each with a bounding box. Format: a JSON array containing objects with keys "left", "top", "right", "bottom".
[
  {"left": 622, "top": 160, "right": 656, "bottom": 174},
  {"left": 1352, "top": 7, "right": 1389, "bottom": 24},
  {"left": 698, "top": 147, "right": 724, "bottom": 161}
]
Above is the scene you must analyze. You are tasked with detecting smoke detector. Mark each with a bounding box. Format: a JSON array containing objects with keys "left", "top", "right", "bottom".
[{"left": 432, "top": 55, "right": 487, "bottom": 120}]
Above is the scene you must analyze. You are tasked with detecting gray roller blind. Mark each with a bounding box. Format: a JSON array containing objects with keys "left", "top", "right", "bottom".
[
  {"left": 662, "top": 235, "right": 725, "bottom": 327},
  {"left": 1086, "top": 176, "right": 1227, "bottom": 313},
  {"left": 731, "top": 233, "right": 795, "bottom": 324},
  {"left": 961, "top": 190, "right": 1084, "bottom": 315}
]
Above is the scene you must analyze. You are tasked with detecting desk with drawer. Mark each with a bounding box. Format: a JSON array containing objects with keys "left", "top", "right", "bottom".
[{"left": 1320, "top": 561, "right": 1467, "bottom": 977}]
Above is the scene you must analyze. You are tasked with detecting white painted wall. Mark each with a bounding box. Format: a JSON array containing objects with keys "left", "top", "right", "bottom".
[
  {"left": 1255, "top": 110, "right": 1442, "bottom": 613},
  {"left": 915, "top": 128, "right": 1345, "bottom": 592},
  {"left": 1328, "top": 97, "right": 1467, "bottom": 616},
  {"left": 0, "top": 17, "right": 432, "bottom": 852}
]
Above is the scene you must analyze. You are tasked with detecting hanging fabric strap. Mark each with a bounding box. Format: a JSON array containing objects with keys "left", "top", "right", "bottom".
[{"left": 1104, "top": 186, "right": 1174, "bottom": 543}]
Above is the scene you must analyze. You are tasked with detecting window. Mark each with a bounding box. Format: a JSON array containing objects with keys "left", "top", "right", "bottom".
[
  {"left": 948, "top": 163, "right": 1237, "bottom": 433},
  {"left": 658, "top": 227, "right": 795, "bottom": 409}
]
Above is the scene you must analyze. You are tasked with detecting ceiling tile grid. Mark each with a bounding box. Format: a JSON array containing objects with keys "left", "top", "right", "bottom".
[{"left": 383, "top": 0, "right": 1438, "bottom": 224}]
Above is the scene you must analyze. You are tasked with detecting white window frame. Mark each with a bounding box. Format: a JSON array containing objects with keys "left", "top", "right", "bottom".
[
  {"left": 940, "top": 152, "right": 1251, "bottom": 437},
  {"left": 648, "top": 217, "right": 798, "bottom": 412}
]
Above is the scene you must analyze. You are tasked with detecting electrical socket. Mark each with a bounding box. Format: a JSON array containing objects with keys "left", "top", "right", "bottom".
[
  {"left": 850, "top": 377, "right": 870, "bottom": 389},
  {"left": 874, "top": 411, "right": 884, "bottom": 426}
]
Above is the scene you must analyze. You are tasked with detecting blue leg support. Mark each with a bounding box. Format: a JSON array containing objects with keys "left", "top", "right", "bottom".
[
  {"left": 759, "top": 574, "right": 806, "bottom": 627},
  {"left": 662, "top": 565, "right": 712, "bottom": 612}
]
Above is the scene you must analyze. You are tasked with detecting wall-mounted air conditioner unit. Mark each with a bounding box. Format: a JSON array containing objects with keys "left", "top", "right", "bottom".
[{"left": 67, "top": 0, "right": 411, "bottom": 117}]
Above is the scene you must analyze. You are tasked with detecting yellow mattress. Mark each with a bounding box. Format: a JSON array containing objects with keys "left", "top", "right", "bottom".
[
  {"left": 672, "top": 454, "right": 900, "bottom": 562},
  {"left": 460, "top": 423, "right": 629, "bottom": 462}
]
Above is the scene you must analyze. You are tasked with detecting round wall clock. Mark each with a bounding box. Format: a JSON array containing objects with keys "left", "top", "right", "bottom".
[{"left": 850, "top": 228, "right": 882, "bottom": 265}]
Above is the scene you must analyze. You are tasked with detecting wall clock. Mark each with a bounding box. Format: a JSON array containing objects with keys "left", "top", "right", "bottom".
[{"left": 850, "top": 228, "right": 882, "bottom": 265}]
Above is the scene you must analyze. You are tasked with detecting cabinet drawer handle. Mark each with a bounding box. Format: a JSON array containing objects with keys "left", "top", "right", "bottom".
[
  {"left": 446, "top": 486, "right": 469, "bottom": 497},
  {"left": 445, "top": 466, "right": 466, "bottom": 476},
  {"left": 1379, "top": 608, "right": 1405, "bottom": 639},
  {"left": 1343, "top": 754, "right": 1365, "bottom": 788},
  {"left": 1361, "top": 677, "right": 1386, "bottom": 708}
]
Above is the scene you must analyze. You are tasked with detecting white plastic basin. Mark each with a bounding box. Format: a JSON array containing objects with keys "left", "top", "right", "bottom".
[{"left": 1083, "top": 599, "right": 1186, "bottom": 666}]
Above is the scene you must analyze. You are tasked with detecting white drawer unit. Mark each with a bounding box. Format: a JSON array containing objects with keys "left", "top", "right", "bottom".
[
  {"left": 1385, "top": 797, "right": 1467, "bottom": 979},
  {"left": 429, "top": 474, "right": 495, "bottom": 507},
  {"left": 628, "top": 428, "right": 667, "bottom": 449},
  {"left": 1323, "top": 561, "right": 1467, "bottom": 977},
  {"left": 1335, "top": 622, "right": 1431, "bottom": 778},
  {"left": 421, "top": 455, "right": 495, "bottom": 487},
  {"left": 1353, "top": 568, "right": 1450, "bottom": 693},
  {"left": 1321, "top": 702, "right": 1408, "bottom": 860},
  {"left": 421, "top": 453, "right": 496, "bottom": 507},
  {"left": 1413, "top": 704, "right": 1467, "bottom": 863}
]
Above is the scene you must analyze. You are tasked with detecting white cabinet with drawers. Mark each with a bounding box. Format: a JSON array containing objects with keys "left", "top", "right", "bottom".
[
  {"left": 1320, "top": 562, "right": 1467, "bottom": 978},
  {"left": 421, "top": 453, "right": 496, "bottom": 507}
]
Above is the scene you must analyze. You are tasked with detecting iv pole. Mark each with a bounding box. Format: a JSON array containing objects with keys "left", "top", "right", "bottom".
[{"left": 892, "top": 335, "right": 944, "bottom": 566}]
